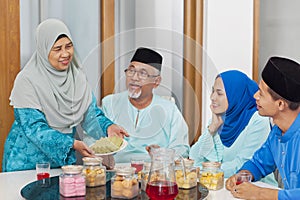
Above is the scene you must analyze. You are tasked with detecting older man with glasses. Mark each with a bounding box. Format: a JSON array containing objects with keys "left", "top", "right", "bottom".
[{"left": 101, "top": 47, "right": 190, "bottom": 163}]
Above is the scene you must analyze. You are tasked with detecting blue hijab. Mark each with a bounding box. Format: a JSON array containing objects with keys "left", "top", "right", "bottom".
[{"left": 218, "top": 70, "right": 258, "bottom": 147}]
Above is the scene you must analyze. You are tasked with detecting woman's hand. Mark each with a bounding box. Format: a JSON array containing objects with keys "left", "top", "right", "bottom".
[
  {"left": 208, "top": 111, "right": 224, "bottom": 135},
  {"left": 107, "top": 124, "right": 129, "bottom": 138},
  {"left": 73, "top": 140, "right": 94, "bottom": 157}
]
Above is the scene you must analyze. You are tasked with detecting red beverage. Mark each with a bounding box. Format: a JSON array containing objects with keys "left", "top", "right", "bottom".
[
  {"left": 37, "top": 172, "right": 50, "bottom": 180},
  {"left": 146, "top": 181, "right": 178, "bottom": 200},
  {"left": 236, "top": 181, "right": 243, "bottom": 185},
  {"left": 131, "top": 163, "right": 144, "bottom": 173}
]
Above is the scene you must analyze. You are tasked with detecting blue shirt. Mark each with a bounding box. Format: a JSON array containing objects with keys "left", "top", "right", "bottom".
[
  {"left": 102, "top": 92, "right": 190, "bottom": 163},
  {"left": 2, "top": 96, "right": 113, "bottom": 172},
  {"left": 241, "top": 113, "right": 300, "bottom": 199}
]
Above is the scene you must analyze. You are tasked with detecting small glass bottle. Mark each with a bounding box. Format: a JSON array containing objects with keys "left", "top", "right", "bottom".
[
  {"left": 111, "top": 167, "right": 139, "bottom": 199},
  {"left": 199, "top": 161, "right": 224, "bottom": 190},
  {"left": 175, "top": 158, "right": 198, "bottom": 189},
  {"left": 82, "top": 157, "right": 106, "bottom": 187},
  {"left": 59, "top": 165, "right": 86, "bottom": 197}
]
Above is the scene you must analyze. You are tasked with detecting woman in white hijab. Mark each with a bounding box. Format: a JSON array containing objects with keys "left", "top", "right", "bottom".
[{"left": 2, "top": 18, "right": 128, "bottom": 172}]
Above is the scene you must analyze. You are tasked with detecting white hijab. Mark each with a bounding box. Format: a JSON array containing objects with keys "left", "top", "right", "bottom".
[{"left": 10, "top": 18, "right": 92, "bottom": 133}]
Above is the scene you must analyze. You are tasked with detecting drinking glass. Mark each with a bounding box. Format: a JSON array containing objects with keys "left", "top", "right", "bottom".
[
  {"left": 36, "top": 162, "right": 50, "bottom": 180},
  {"left": 236, "top": 172, "right": 252, "bottom": 185},
  {"left": 131, "top": 157, "right": 144, "bottom": 173}
]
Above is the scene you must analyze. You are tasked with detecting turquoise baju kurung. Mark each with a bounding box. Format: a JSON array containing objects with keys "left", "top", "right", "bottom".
[{"left": 3, "top": 97, "right": 113, "bottom": 172}]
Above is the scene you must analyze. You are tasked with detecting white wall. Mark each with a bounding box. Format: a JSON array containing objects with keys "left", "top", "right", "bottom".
[
  {"left": 259, "top": 0, "right": 300, "bottom": 76},
  {"left": 202, "top": 0, "right": 254, "bottom": 128}
]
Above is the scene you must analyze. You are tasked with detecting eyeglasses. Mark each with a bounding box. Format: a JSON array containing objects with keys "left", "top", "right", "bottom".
[{"left": 124, "top": 68, "right": 159, "bottom": 80}]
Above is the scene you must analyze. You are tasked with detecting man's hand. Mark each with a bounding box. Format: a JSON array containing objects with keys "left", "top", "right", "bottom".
[
  {"left": 230, "top": 182, "right": 278, "bottom": 200},
  {"left": 226, "top": 170, "right": 252, "bottom": 190},
  {"left": 225, "top": 173, "right": 238, "bottom": 190},
  {"left": 226, "top": 171, "right": 278, "bottom": 200},
  {"left": 145, "top": 144, "right": 160, "bottom": 154},
  {"left": 107, "top": 124, "right": 129, "bottom": 138}
]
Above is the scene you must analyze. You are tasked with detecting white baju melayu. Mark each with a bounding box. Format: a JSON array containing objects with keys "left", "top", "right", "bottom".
[{"left": 101, "top": 91, "right": 190, "bottom": 163}]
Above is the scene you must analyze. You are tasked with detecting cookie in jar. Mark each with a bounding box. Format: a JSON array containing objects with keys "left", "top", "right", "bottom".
[
  {"left": 199, "top": 161, "right": 224, "bottom": 190},
  {"left": 82, "top": 157, "right": 106, "bottom": 187},
  {"left": 59, "top": 165, "right": 86, "bottom": 197},
  {"left": 175, "top": 158, "right": 198, "bottom": 189},
  {"left": 111, "top": 167, "right": 139, "bottom": 199}
]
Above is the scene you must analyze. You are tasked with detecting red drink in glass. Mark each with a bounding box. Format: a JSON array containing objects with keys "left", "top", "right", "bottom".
[
  {"left": 37, "top": 172, "right": 50, "bottom": 180},
  {"left": 236, "top": 172, "right": 252, "bottom": 185},
  {"left": 131, "top": 163, "right": 144, "bottom": 173},
  {"left": 146, "top": 180, "right": 178, "bottom": 200},
  {"left": 236, "top": 180, "right": 243, "bottom": 185}
]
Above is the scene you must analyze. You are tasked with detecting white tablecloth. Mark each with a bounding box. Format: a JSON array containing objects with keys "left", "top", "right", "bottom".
[
  {"left": 0, "top": 167, "right": 279, "bottom": 200},
  {"left": 0, "top": 168, "right": 62, "bottom": 200}
]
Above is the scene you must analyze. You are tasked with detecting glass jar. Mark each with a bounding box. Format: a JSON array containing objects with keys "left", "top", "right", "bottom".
[
  {"left": 141, "top": 162, "right": 151, "bottom": 191},
  {"left": 86, "top": 186, "right": 106, "bottom": 200},
  {"left": 199, "top": 161, "right": 224, "bottom": 190},
  {"left": 176, "top": 186, "right": 198, "bottom": 200},
  {"left": 175, "top": 158, "right": 198, "bottom": 189},
  {"left": 59, "top": 165, "right": 86, "bottom": 197},
  {"left": 111, "top": 167, "right": 139, "bottom": 199},
  {"left": 82, "top": 157, "right": 106, "bottom": 187}
]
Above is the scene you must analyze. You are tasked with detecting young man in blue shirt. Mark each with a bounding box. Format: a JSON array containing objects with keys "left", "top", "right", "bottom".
[{"left": 226, "top": 56, "right": 300, "bottom": 200}]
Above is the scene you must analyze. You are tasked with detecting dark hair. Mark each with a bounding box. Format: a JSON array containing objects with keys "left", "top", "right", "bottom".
[
  {"left": 268, "top": 87, "right": 300, "bottom": 110},
  {"left": 55, "top": 34, "right": 68, "bottom": 42}
]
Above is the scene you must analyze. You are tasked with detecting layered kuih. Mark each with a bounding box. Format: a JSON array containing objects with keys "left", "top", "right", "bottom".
[{"left": 91, "top": 136, "right": 123, "bottom": 154}]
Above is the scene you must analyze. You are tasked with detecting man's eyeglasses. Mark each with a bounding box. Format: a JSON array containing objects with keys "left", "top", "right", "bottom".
[{"left": 124, "top": 68, "right": 159, "bottom": 80}]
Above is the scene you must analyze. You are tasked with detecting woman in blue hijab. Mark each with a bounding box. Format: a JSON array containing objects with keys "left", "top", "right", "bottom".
[{"left": 189, "top": 70, "right": 277, "bottom": 185}]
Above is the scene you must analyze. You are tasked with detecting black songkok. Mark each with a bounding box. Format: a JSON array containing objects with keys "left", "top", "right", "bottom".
[
  {"left": 262, "top": 56, "right": 300, "bottom": 102},
  {"left": 130, "top": 47, "right": 163, "bottom": 71}
]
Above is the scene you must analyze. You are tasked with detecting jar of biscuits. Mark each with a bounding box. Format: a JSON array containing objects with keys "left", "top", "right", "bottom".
[
  {"left": 199, "top": 161, "right": 224, "bottom": 190},
  {"left": 111, "top": 167, "right": 139, "bottom": 199},
  {"left": 59, "top": 165, "right": 86, "bottom": 197},
  {"left": 82, "top": 157, "right": 106, "bottom": 187},
  {"left": 175, "top": 158, "right": 198, "bottom": 189}
]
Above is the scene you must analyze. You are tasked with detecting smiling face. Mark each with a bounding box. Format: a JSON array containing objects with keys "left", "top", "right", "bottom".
[
  {"left": 210, "top": 77, "right": 228, "bottom": 114},
  {"left": 125, "top": 61, "right": 161, "bottom": 100},
  {"left": 254, "top": 80, "right": 279, "bottom": 117},
  {"left": 48, "top": 36, "right": 74, "bottom": 71}
]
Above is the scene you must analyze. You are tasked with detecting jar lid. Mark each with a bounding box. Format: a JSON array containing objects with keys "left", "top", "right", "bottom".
[
  {"left": 143, "top": 162, "right": 151, "bottom": 171},
  {"left": 175, "top": 158, "right": 195, "bottom": 167},
  {"left": 115, "top": 167, "right": 136, "bottom": 176},
  {"left": 82, "top": 157, "right": 103, "bottom": 165},
  {"left": 201, "top": 161, "right": 221, "bottom": 168},
  {"left": 61, "top": 165, "right": 83, "bottom": 174}
]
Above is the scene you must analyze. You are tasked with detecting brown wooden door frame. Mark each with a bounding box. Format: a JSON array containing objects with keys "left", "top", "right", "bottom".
[
  {"left": 0, "top": 0, "right": 20, "bottom": 172},
  {"left": 253, "top": 0, "right": 260, "bottom": 82},
  {"left": 100, "top": 0, "right": 115, "bottom": 100}
]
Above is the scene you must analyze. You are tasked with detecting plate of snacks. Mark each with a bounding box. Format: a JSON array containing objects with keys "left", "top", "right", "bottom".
[{"left": 90, "top": 136, "right": 127, "bottom": 156}]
